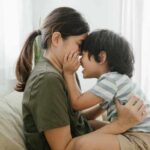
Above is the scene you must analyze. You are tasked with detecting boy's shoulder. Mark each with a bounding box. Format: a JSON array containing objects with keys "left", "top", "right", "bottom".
[
  {"left": 98, "top": 72, "right": 130, "bottom": 86},
  {"left": 98, "top": 72, "right": 122, "bottom": 80}
]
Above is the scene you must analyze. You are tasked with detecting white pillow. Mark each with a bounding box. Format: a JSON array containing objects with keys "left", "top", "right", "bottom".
[{"left": 0, "top": 91, "right": 26, "bottom": 150}]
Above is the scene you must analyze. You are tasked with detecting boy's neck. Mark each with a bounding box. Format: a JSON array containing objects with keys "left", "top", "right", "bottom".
[{"left": 98, "top": 65, "right": 110, "bottom": 78}]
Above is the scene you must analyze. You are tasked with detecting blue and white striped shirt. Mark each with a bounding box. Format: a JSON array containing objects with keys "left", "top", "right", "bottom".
[{"left": 89, "top": 72, "right": 150, "bottom": 132}]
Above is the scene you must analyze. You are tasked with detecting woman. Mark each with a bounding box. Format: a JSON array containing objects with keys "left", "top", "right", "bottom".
[{"left": 15, "top": 7, "right": 146, "bottom": 150}]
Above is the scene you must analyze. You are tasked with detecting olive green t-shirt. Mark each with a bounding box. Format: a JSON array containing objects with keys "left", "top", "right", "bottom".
[{"left": 22, "top": 57, "right": 93, "bottom": 150}]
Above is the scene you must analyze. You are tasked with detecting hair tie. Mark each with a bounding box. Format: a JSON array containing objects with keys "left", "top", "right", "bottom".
[{"left": 37, "top": 29, "right": 41, "bottom": 35}]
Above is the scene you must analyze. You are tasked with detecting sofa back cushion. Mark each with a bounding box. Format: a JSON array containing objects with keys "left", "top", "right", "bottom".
[{"left": 0, "top": 91, "right": 26, "bottom": 150}]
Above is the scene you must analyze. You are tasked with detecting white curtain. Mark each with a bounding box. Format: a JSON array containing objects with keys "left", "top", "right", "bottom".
[
  {"left": 1, "top": 0, "right": 149, "bottom": 98},
  {"left": 120, "top": 0, "right": 150, "bottom": 99},
  {"left": 0, "top": 0, "right": 33, "bottom": 91}
]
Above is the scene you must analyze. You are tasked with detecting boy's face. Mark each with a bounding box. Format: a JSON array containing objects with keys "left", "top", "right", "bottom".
[{"left": 80, "top": 51, "right": 102, "bottom": 78}]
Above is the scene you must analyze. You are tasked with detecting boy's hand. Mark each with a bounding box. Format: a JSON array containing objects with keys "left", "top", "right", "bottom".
[{"left": 63, "top": 51, "right": 80, "bottom": 75}]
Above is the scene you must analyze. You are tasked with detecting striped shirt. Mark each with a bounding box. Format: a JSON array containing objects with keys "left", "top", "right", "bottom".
[{"left": 89, "top": 72, "right": 150, "bottom": 132}]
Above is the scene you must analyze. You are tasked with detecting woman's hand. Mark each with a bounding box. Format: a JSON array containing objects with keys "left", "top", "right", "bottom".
[
  {"left": 95, "top": 96, "right": 147, "bottom": 135},
  {"left": 63, "top": 51, "right": 80, "bottom": 75},
  {"left": 115, "top": 96, "right": 147, "bottom": 132}
]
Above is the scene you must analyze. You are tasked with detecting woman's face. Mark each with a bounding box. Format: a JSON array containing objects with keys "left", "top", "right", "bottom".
[{"left": 59, "top": 33, "right": 87, "bottom": 63}]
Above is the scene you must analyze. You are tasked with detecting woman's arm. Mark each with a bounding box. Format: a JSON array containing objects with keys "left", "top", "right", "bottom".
[
  {"left": 44, "top": 125, "right": 73, "bottom": 150},
  {"left": 96, "top": 97, "right": 146, "bottom": 134},
  {"left": 45, "top": 97, "right": 146, "bottom": 150}
]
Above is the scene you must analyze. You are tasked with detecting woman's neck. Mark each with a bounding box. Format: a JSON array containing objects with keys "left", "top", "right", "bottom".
[{"left": 43, "top": 50, "right": 62, "bottom": 73}]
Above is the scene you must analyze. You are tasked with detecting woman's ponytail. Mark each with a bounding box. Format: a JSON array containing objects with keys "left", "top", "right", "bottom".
[{"left": 15, "top": 30, "right": 41, "bottom": 92}]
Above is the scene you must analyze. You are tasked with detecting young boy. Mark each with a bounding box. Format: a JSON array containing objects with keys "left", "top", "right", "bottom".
[{"left": 63, "top": 29, "right": 150, "bottom": 149}]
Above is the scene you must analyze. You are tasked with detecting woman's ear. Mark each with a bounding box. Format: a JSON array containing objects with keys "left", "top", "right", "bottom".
[
  {"left": 51, "top": 32, "right": 62, "bottom": 47},
  {"left": 99, "top": 51, "right": 107, "bottom": 64}
]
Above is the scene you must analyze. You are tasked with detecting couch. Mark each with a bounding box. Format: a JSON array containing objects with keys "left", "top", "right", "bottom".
[
  {"left": 0, "top": 36, "right": 43, "bottom": 150},
  {"left": 0, "top": 81, "right": 26, "bottom": 150}
]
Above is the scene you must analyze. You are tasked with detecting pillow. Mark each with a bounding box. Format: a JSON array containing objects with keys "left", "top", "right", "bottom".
[{"left": 0, "top": 91, "right": 26, "bottom": 150}]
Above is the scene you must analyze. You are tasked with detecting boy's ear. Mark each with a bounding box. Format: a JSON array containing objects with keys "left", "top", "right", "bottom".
[
  {"left": 51, "top": 32, "right": 62, "bottom": 47},
  {"left": 99, "top": 51, "right": 107, "bottom": 64}
]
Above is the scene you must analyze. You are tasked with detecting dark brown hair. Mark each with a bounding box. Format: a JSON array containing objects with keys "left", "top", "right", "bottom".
[
  {"left": 15, "top": 7, "right": 89, "bottom": 91},
  {"left": 81, "top": 29, "right": 134, "bottom": 78}
]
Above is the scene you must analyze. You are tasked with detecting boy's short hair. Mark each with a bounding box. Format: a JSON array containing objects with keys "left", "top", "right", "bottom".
[{"left": 81, "top": 29, "right": 134, "bottom": 78}]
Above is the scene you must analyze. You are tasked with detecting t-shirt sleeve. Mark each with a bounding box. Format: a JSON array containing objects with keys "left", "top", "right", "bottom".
[
  {"left": 89, "top": 76, "right": 117, "bottom": 109},
  {"left": 29, "top": 73, "right": 70, "bottom": 132}
]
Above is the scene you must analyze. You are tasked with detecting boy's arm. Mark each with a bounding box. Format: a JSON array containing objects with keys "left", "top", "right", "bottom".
[
  {"left": 82, "top": 104, "right": 105, "bottom": 120},
  {"left": 64, "top": 73, "right": 103, "bottom": 111},
  {"left": 75, "top": 70, "right": 105, "bottom": 119},
  {"left": 63, "top": 51, "right": 104, "bottom": 111}
]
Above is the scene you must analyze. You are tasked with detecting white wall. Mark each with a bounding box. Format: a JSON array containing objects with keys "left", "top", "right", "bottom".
[{"left": 31, "top": 0, "right": 122, "bottom": 91}]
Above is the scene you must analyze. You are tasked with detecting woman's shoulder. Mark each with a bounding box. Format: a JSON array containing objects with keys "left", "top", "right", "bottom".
[
  {"left": 25, "top": 67, "right": 65, "bottom": 95},
  {"left": 33, "top": 58, "right": 62, "bottom": 77},
  {"left": 30, "top": 58, "right": 63, "bottom": 82}
]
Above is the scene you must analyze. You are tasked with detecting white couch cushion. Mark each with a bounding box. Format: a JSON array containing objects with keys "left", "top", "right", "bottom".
[{"left": 0, "top": 91, "right": 26, "bottom": 150}]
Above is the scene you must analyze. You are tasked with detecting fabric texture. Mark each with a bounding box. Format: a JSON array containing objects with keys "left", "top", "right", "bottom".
[
  {"left": 0, "top": 91, "right": 26, "bottom": 150},
  {"left": 23, "top": 57, "right": 92, "bottom": 150},
  {"left": 117, "top": 132, "right": 150, "bottom": 150},
  {"left": 89, "top": 72, "right": 150, "bottom": 132}
]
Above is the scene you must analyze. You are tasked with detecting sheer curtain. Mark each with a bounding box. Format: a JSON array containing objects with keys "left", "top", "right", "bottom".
[
  {"left": 120, "top": 0, "right": 150, "bottom": 99},
  {"left": 0, "top": 0, "right": 33, "bottom": 93}
]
